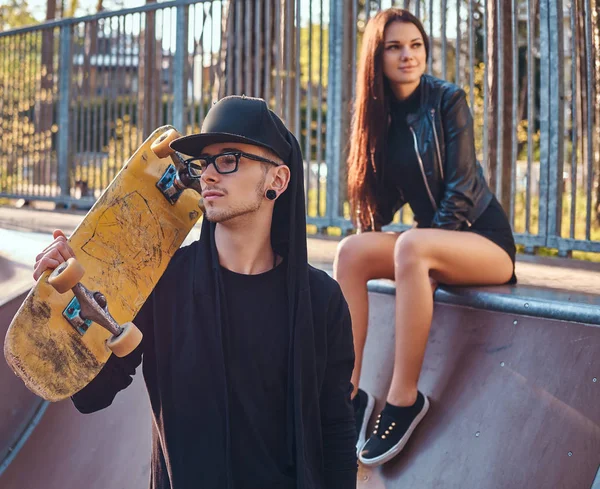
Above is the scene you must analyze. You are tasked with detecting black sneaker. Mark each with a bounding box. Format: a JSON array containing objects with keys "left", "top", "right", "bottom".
[
  {"left": 353, "top": 388, "right": 375, "bottom": 455},
  {"left": 358, "top": 391, "right": 430, "bottom": 467}
]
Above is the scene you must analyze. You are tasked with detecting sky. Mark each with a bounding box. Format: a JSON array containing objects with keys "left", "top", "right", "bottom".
[{"left": 23, "top": 0, "right": 331, "bottom": 25}]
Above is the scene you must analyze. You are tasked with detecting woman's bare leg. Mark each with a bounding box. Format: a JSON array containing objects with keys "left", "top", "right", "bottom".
[
  {"left": 334, "top": 232, "right": 398, "bottom": 397},
  {"left": 387, "top": 228, "right": 514, "bottom": 406}
]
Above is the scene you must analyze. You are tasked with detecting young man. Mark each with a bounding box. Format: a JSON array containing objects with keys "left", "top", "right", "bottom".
[{"left": 33, "top": 96, "right": 357, "bottom": 489}]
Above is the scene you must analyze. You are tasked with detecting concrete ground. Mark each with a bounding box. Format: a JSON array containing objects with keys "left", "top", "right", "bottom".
[{"left": 1, "top": 205, "right": 599, "bottom": 298}]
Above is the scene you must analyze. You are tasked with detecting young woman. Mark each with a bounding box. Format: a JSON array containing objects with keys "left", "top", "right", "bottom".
[{"left": 334, "top": 8, "right": 516, "bottom": 467}]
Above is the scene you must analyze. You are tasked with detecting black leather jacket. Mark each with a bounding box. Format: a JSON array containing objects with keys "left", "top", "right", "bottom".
[{"left": 369, "top": 74, "right": 494, "bottom": 231}]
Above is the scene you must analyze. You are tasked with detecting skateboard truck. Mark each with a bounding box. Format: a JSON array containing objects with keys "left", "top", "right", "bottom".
[
  {"left": 151, "top": 129, "right": 203, "bottom": 208},
  {"left": 63, "top": 296, "right": 93, "bottom": 335},
  {"left": 50, "top": 258, "right": 143, "bottom": 357},
  {"left": 63, "top": 284, "right": 121, "bottom": 339},
  {"left": 156, "top": 151, "right": 202, "bottom": 205},
  {"left": 156, "top": 164, "right": 189, "bottom": 204},
  {"left": 156, "top": 160, "right": 202, "bottom": 205},
  {"left": 156, "top": 161, "right": 204, "bottom": 212}
]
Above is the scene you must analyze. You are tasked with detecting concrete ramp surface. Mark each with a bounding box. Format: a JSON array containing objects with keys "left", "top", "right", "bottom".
[
  {"left": 1, "top": 235, "right": 599, "bottom": 488},
  {"left": 357, "top": 291, "right": 600, "bottom": 489},
  {"left": 3, "top": 289, "right": 597, "bottom": 488},
  {"left": 0, "top": 291, "right": 151, "bottom": 489}
]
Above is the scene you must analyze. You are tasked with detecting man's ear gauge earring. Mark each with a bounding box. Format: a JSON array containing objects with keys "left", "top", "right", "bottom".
[{"left": 266, "top": 189, "right": 277, "bottom": 201}]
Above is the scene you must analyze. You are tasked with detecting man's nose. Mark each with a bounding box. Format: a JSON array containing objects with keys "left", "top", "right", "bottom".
[{"left": 201, "top": 163, "right": 219, "bottom": 184}]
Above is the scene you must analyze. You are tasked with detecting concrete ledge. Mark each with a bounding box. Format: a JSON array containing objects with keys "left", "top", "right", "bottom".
[{"left": 368, "top": 280, "right": 600, "bottom": 326}]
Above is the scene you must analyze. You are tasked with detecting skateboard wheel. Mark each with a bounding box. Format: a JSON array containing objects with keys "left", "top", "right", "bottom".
[
  {"left": 151, "top": 129, "right": 181, "bottom": 158},
  {"left": 48, "top": 258, "right": 85, "bottom": 294},
  {"left": 107, "top": 322, "right": 143, "bottom": 357}
]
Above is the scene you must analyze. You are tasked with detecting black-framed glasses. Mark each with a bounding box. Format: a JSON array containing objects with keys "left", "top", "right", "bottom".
[{"left": 185, "top": 151, "right": 280, "bottom": 178}]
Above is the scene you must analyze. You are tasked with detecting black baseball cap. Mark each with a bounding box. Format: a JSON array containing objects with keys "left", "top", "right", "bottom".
[{"left": 169, "top": 95, "right": 292, "bottom": 164}]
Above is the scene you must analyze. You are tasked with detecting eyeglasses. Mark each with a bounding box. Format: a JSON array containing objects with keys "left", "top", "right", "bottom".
[{"left": 185, "top": 151, "right": 280, "bottom": 178}]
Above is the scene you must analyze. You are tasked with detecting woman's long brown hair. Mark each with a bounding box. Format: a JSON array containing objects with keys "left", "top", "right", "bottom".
[{"left": 347, "top": 8, "right": 429, "bottom": 231}]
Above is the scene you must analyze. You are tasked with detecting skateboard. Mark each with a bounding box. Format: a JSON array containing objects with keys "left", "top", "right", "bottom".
[{"left": 4, "top": 126, "right": 203, "bottom": 401}]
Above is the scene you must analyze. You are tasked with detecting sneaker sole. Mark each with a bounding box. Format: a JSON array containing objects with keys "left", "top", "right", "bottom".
[
  {"left": 356, "top": 390, "right": 376, "bottom": 456},
  {"left": 359, "top": 394, "right": 430, "bottom": 467}
]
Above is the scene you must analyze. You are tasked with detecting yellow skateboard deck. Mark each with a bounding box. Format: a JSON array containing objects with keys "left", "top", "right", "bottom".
[{"left": 4, "top": 126, "right": 203, "bottom": 401}]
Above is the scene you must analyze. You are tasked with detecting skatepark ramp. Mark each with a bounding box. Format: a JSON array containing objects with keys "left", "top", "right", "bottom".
[
  {"left": 1, "top": 243, "right": 599, "bottom": 488},
  {"left": 358, "top": 275, "right": 600, "bottom": 488}
]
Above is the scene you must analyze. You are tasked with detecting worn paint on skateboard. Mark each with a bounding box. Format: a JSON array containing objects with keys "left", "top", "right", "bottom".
[{"left": 4, "top": 126, "right": 202, "bottom": 401}]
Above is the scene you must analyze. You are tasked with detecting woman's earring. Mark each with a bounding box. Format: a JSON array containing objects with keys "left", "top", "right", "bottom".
[{"left": 266, "top": 189, "right": 277, "bottom": 201}]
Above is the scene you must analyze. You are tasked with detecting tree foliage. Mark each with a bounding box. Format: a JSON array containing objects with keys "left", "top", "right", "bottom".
[{"left": 0, "top": 0, "right": 39, "bottom": 30}]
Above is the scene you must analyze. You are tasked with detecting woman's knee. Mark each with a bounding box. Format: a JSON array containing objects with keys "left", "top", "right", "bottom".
[
  {"left": 335, "top": 234, "right": 369, "bottom": 276},
  {"left": 394, "top": 230, "right": 427, "bottom": 274},
  {"left": 335, "top": 232, "right": 399, "bottom": 282}
]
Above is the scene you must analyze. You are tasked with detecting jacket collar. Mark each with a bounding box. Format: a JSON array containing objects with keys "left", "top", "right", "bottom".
[{"left": 405, "top": 74, "right": 440, "bottom": 126}]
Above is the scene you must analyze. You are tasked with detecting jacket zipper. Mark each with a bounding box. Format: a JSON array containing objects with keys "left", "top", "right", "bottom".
[
  {"left": 409, "top": 126, "right": 438, "bottom": 212},
  {"left": 429, "top": 109, "right": 444, "bottom": 180}
]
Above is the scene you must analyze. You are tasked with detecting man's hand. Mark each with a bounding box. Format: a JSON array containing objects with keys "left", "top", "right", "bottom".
[{"left": 33, "top": 229, "right": 76, "bottom": 281}]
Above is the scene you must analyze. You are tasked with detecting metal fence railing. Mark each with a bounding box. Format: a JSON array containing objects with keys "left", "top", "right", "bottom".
[{"left": 1, "top": 0, "right": 599, "bottom": 256}]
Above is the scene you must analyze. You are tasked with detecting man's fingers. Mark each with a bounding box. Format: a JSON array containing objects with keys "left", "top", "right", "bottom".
[
  {"left": 40, "top": 235, "right": 67, "bottom": 255},
  {"left": 53, "top": 231, "right": 75, "bottom": 257},
  {"left": 56, "top": 241, "right": 75, "bottom": 261},
  {"left": 33, "top": 247, "right": 71, "bottom": 277},
  {"left": 34, "top": 230, "right": 76, "bottom": 279},
  {"left": 33, "top": 256, "right": 61, "bottom": 281},
  {"left": 36, "top": 238, "right": 75, "bottom": 262}
]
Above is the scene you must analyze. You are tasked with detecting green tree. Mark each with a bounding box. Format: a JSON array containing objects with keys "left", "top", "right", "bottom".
[{"left": 0, "top": 0, "right": 38, "bottom": 29}]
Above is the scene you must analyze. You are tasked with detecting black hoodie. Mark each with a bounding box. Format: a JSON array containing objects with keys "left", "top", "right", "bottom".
[{"left": 72, "top": 123, "right": 357, "bottom": 489}]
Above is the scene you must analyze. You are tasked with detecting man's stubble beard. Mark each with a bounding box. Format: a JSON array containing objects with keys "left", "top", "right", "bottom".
[{"left": 204, "top": 173, "right": 267, "bottom": 223}]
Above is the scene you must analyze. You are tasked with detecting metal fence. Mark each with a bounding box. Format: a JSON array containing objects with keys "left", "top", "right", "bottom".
[{"left": 0, "top": 0, "right": 599, "bottom": 256}]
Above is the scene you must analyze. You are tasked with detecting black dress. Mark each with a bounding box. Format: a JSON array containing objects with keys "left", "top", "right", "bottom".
[{"left": 387, "top": 84, "right": 517, "bottom": 283}]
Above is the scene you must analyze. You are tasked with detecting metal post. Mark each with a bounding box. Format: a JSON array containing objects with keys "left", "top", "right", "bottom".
[
  {"left": 510, "top": 0, "right": 517, "bottom": 226},
  {"left": 547, "top": 0, "right": 564, "bottom": 243},
  {"left": 496, "top": 0, "right": 504, "bottom": 199},
  {"left": 57, "top": 25, "right": 72, "bottom": 204},
  {"left": 441, "top": 0, "right": 447, "bottom": 79},
  {"left": 305, "top": 0, "right": 313, "bottom": 210},
  {"left": 538, "top": 0, "right": 550, "bottom": 239},
  {"left": 254, "top": 0, "right": 262, "bottom": 98},
  {"left": 525, "top": 0, "right": 534, "bottom": 235},
  {"left": 428, "top": 0, "right": 433, "bottom": 75},
  {"left": 468, "top": 0, "right": 474, "bottom": 110},
  {"left": 294, "top": 0, "right": 301, "bottom": 140},
  {"left": 583, "top": 0, "right": 594, "bottom": 241},
  {"left": 325, "top": 0, "right": 344, "bottom": 225},
  {"left": 569, "top": 0, "right": 577, "bottom": 240},
  {"left": 482, "top": 0, "right": 488, "bottom": 176},
  {"left": 455, "top": 0, "right": 460, "bottom": 84},
  {"left": 245, "top": 0, "right": 251, "bottom": 96},
  {"left": 173, "top": 4, "right": 187, "bottom": 131}
]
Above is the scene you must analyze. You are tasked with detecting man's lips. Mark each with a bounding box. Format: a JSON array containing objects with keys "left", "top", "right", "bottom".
[{"left": 202, "top": 191, "right": 225, "bottom": 200}]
